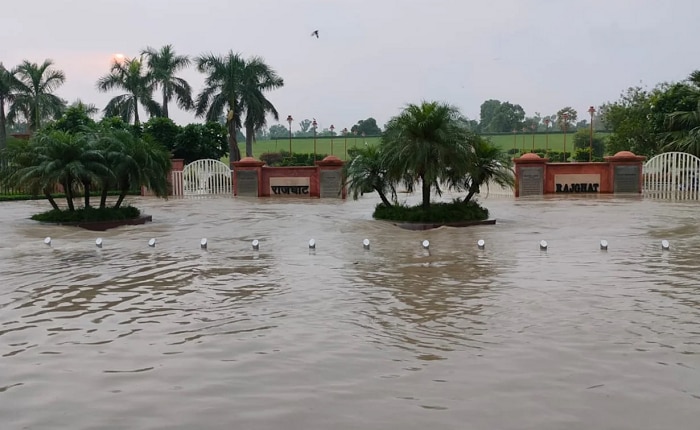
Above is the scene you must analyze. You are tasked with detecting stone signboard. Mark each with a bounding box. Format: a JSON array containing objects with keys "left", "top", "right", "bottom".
[
  {"left": 614, "top": 165, "right": 640, "bottom": 193},
  {"left": 320, "top": 170, "right": 343, "bottom": 198},
  {"left": 519, "top": 166, "right": 544, "bottom": 196},
  {"left": 237, "top": 170, "right": 259, "bottom": 197}
]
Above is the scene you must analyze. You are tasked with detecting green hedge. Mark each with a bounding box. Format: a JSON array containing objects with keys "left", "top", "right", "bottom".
[
  {"left": 373, "top": 201, "right": 489, "bottom": 223},
  {"left": 31, "top": 206, "right": 141, "bottom": 223}
]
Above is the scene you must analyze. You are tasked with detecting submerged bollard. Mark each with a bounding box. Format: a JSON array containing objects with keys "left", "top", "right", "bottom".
[
  {"left": 200, "top": 238, "right": 208, "bottom": 250},
  {"left": 477, "top": 239, "right": 485, "bottom": 250},
  {"left": 44, "top": 237, "right": 52, "bottom": 246},
  {"left": 363, "top": 239, "right": 370, "bottom": 250},
  {"left": 148, "top": 238, "right": 156, "bottom": 248},
  {"left": 539, "top": 240, "right": 548, "bottom": 251},
  {"left": 600, "top": 240, "right": 608, "bottom": 250},
  {"left": 661, "top": 240, "right": 670, "bottom": 251},
  {"left": 308, "top": 239, "right": 316, "bottom": 249},
  {"left": 96, "top": 238, "right": 103, "bottom": 248},
  {"left": 252, "top": 239, "right": 260, "bottom": 250},
  {"left": 422, "top": 240, "right": 430, "bottom": 250}
]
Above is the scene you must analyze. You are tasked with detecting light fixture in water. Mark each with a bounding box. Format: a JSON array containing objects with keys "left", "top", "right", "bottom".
[
  {"left": 539, "top": 240, "right": 548, "bottom": 250},
  {"left": 422, "top": 240, "right": 430, "bottom": 249},
  {"left": 44, "top": 237, "right": 52, "bottom": 246},
  {"left": 363, "top": 238, "right": 370, "bottom": 250},
  {"left": 252, "top": 239, "right": 260, "bottom": 250},
  {"left": 148, "top": 238, "right": 156, "bottom": 248},
  {"left": 309, "top": 239, "right": 316, "bottom": 249},
  {"left": 200, "top": 238, "right": 208, "bottom": 250},
  {"left": 96, "top": 238, "right": 103, "bottom": 248},
  {"left": 477, "top": 239, "right": 485, "bottom": 250},
  {"left": 600, "top": 240, "right": 608, "bottom": 250},
  {"left": 661, "top": 240, "right": 670, "bottom": 251}
]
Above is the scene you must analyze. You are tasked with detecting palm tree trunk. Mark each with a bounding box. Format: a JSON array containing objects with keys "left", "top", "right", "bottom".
[
  {"left": 100, "top": 186, "right": 109, "bottom": 209},
  {"left": 33, "top": 103, "right": 40, "bottom": 131},
  {"left": 44, "top": 190, "right": 60, "bottom": 211},
  {"left": 162, "top": 91, "right": 169, "bottom": 118},
  {"left": 227, "top": 119, "right": 241, "bottom": 165},
  {"left": 0, "top": 100, "right": 7, "bottom": 151},
  {"left": 133, "top": 98, "right": 140, "bottom": 126},
  {"left": 421, "top": 176, "right": 430, "bottom": 210},
  {"left": 64, "top": 180, "right": 75, "bottom": 211},
  {"left": 83, "top": 182, "right": 90, "bottom": 208},
  {"left": 245, "top": 124, "right": 254, "bottom": 157},
  {"left": 374, "top": 186, "right": 393, "bottom": 207},
  {"left": 115, "top": 191, "right": 127, "bottom": 209}
]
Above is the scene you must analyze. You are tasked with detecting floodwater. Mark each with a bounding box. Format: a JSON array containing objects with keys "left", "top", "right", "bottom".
[{"left": 1, "top": 192, "right": 700, "bottom": 430}]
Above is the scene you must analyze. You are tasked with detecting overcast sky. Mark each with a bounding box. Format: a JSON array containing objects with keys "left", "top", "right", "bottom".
[{"left": 4, "top": 0, "right": 700, "bottom": 131}]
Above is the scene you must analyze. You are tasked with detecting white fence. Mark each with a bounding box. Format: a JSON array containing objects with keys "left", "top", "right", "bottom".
[
  {"left": 643, "top": 152, "right": 700, "bottom": 200},
  {"left": 171, "top": 159, "right": 233, "bottom": 197}
]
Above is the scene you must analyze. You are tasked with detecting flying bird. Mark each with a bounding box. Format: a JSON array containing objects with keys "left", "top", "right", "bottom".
[{"left": 311, "top": 30, "right": 319, "bottom": 38}]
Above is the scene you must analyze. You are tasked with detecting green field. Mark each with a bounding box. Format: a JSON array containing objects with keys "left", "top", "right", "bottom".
[{"left": 243, "top": 132, "right": 609, "bottom": 161}]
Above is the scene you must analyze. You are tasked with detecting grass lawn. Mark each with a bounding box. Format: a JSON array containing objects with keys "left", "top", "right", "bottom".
[{"left": 240, "top": 132, "right": 611, "bottom": 161}]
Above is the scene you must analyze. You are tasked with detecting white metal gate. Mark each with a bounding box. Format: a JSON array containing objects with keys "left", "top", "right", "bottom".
[
  {"left": 177, "top": 159, "right": 233, "bottom": 196},
  {"left": 643, "top": 152, "right": 700, "bottom": 200}
]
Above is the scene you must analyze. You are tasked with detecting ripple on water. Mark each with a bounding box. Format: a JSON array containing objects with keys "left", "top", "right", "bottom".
[{"left": 1, "top": 195, "right": 700, "bottom": 429}]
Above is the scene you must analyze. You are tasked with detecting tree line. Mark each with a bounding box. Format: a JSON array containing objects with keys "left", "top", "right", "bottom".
[{"left": 0, "top": 46, "right": 284, "bottom": 162}]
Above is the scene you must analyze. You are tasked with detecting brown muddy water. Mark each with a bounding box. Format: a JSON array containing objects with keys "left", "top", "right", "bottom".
[{"left": 1, "top": 192, "right": 700, "bottom": 430}]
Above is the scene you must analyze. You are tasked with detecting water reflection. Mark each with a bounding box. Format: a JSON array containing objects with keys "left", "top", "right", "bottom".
[{"left": 350, "top": 240, "right": 506, "bottom": 359}]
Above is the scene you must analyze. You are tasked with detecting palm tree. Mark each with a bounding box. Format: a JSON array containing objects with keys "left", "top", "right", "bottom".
[
  {"left": 98, "top": 128, "right": 170, "bottom": 208},
  {"left": 664, "top": 100, "right": 700, "bottom": 156},
  {"left": 96, "top": 57, "right": 160, "bottom": 126},
  {"left": 344, "top": 144, "right": 396, "bottom": 207},
  {"left": 7, "top": 59, "right": 66, "bottom": 132},
  {"left": 446, "top": 136, "right": 514, "bottom": 203},
  {"left": 381, "top": 101, "right": 473, "bottom": 209},
  {"left": 142, "top": 45, "right": 193, "bottom": 118},
  {"left": 5, "top": 130, "right": 105, "bottom": 211},
  {"left": 195, "top": 51, "right": 245, "bottom": 164},
  {"left": 0, "top": 63, "right": 21, "bottom": 151},
  {"left": 70, "top": 99, "right": 99, "bottom": 117},
  {"left": 238, "top": 56, "right": 284, "bottom": 158}
]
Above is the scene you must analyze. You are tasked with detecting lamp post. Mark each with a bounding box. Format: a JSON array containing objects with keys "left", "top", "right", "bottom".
[
  {"left": 531, "top": 124, "right": 536, "bottom": 151},
  {"left": 521, "top": 127, "right": 527, "bottom": 153},
  {"left": 544, "top": 118, "right": 550, "bottom": 156},
  {"left": 330, "top": 124, "right": 335, "bottom": 155},
  {"left": 342, "top": 127, "right": 348, "bottom": 160},
  {"left": 562, "top": 112, "right": 569, "bottom": 162},
  {"left": 512, "top": 129, "right": 517, "bottom": 154},
  {"left": 588, "top": 106, "right": 596, "bottom": 161},
  {"left": 353, "top": 130, "right": 357, "bottom": 149},
  {"left": 312, "top": 118, "right": 318, "bottom": 162},
  {"left": 362, "top": 131, "right": 366, "bottom": 144},
  {"left": 286, "top": 115, "right": 293, "bottom": 156}
]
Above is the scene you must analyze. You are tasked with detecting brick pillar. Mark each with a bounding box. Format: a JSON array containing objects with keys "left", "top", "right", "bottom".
[
  {"left": 316, "top": 155, "right": 346, "bottom": 199},
  {"left": 232, "top": 157, "right": 265, "bottom": 197},
  {"left": 605, "top": 151, "right": 646, "bottom": 194},
  {"left": 513, "top": 153, "right": 548, "bottom": 197}
]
